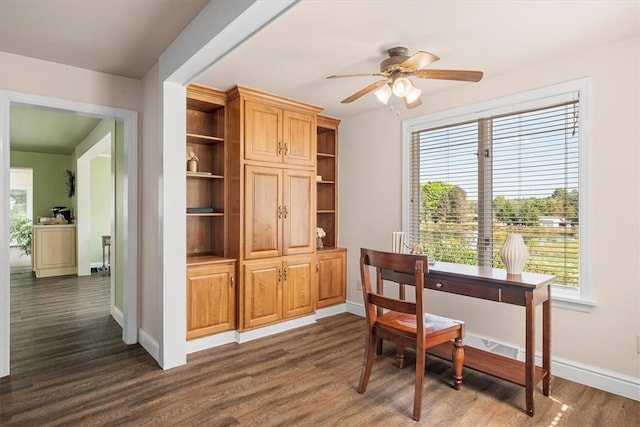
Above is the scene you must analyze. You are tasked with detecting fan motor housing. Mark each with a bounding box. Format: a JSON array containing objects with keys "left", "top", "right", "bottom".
[{"left": 380, "top": 46, "right": 411, "bottom": 74}]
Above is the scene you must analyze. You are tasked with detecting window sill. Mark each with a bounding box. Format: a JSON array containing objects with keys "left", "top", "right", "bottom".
[{"left": 551, "top": 293, "right": 597, "bottom": 313}]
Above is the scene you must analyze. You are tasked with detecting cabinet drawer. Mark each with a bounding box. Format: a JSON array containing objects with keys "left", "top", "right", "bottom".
[{"left": 425, "top": 277, "right": 502, "bottom": 302}]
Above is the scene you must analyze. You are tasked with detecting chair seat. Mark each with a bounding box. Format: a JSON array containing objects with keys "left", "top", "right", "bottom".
[{"left": 378, "top": 312, "right": 464, "bottom": 337}]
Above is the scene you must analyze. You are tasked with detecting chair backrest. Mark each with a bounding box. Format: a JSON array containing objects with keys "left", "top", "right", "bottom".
[{"left": 360, "top": 248, "right": 428, "bottom": 332}]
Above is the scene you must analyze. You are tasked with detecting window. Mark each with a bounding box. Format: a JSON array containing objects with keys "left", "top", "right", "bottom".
[
  {"left": 403, "top": 80, "right": 593, "bottom": 310},
  {"left": 9, "top": 168, "right": 33, "bottom": 247}
]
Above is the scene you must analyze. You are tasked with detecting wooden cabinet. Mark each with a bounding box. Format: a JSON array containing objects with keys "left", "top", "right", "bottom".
[
  {"left": 32, "top": 224, "right": 77, "bottom": 278},
  {"left": 244, "top": 99, "right": 316, "bottom": 166},
  {"left": 315, "top": 116, "right": 346, "bottom": 309},
  {"left": 282, "top": 255, "right": 315, "bottom": 319},
  {"left": 186, "top": 85, "right": 226, "bottom": 258},
  {"left": 186, "top": 259, "right": 236, "bottom": 339},
  {"left": 244, "top": 165, "right": 315, "bottom": 260},
  {"left": 192, "top": 85, "right": 346, "bottom": 332},
  {"left": 185, "top": 85, "right": 236, "bottom": 340},
  {"left": 316, "top": 116, "right": 340, "bottom": 248},
  {"left": 241, "top": 255, "right": 314, "bottom": 330},
  {"left": 316, "top": 248, "right": 346, "bottom": 308}
]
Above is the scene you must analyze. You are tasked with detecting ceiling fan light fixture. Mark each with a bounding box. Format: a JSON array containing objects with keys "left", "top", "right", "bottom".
[
  {"left": 392, "top": 77, "right": 412, "bottom": 97},
  {"left": 374, "top": 83, "right": 392, "bottom": 104},
  {"left": 405, "top": 85, "right": 422, "bottom": 104}
]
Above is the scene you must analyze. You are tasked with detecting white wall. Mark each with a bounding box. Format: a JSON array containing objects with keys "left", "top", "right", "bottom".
[
  {"left": 140, "top": 63, "right": 160, "bottom": 340},
  {"left": 340, "top": 37, "right": 640, "bottom": 380},
  {"left": 0, "top": 52, "right": 141, "bottom": 111}
]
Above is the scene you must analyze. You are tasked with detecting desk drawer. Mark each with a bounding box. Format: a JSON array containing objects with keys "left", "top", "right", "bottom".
[{"left": 425, "top": 277, "right": 502, "bottom": 302}]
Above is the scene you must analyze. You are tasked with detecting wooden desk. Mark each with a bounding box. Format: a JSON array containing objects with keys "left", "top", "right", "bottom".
[{"left": 382, "top": 261, "right": 554, "bottom": 416}]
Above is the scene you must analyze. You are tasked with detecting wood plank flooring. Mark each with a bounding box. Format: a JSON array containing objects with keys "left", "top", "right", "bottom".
[{"left": 2, "top": 252, "right": 639, "bottom": 426}]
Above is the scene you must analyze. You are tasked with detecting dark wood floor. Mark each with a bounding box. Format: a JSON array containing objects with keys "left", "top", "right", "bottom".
[{"left": 1, "top": 251, "right": 638, "bottom": 426}]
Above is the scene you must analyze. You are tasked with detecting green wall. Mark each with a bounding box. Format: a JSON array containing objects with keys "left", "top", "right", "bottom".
[{"left": 10, "top": 151, "right": 74, "bottom": 223}]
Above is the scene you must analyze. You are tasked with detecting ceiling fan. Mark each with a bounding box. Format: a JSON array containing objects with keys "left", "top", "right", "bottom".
[{"left": 327, "top": 46, "right": 483, "bottom": 109}]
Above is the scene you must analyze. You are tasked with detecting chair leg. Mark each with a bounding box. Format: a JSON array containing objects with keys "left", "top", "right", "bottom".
[
  {"left": 452, "top": 337, "right": 464, "bottom": 390},
  {"left": 395, "top": 344, "right": 405, "bottom": 369},
  {"left": 376, "top": 337, "right": 383, "bottom": 355},
  {"left": 358, "top": 333, "right": 377, "bottom": 394},
  {"left": 413, "top": 350, "right": 425, "bottom": 421}
]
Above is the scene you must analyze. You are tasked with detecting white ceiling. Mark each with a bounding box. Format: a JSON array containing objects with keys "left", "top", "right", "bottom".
[
  {"left": 195, "top": 0, "right": 639, "bottom": 118},
  {"left": 1, "top": 0, "right": 638, "bottom": 151},
  {"left": 0, "top": 0, "right": 210, "bottom": 79}
]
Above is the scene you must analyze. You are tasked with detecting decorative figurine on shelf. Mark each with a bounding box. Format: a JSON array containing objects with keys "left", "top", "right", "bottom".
[
  {"left": 187, "top": 151, "right": 199, "bottom": 172},
  {"left": 316, "top": 227, "right": 326, "bottom": 249}
]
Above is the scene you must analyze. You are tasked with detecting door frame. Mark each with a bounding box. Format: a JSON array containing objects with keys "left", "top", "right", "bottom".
[{"left": 0, "top": 90, "right": 138, "bottom": 377}]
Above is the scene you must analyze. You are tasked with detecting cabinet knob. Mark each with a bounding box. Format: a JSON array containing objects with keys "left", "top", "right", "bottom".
[
  {"left": 283, "top": 267, "right": 288, "bottom": 282},
  {"left": 230, "top": 276, "right": 235, "bottom": 287},
  {"left": 316, "top": 263, "right": 320, "bottom": 273},
  {"left": 278, "top": 206, "right": 284, "bottom": 219},
  {"left": 283, "top": 142, "right": 289, "bottom": 156},
  {"left": 278, "top": 141, "right": 284, "bottom": 155},
  {"left": 283, "top": 205, "right": 288, "bottom": 219}
]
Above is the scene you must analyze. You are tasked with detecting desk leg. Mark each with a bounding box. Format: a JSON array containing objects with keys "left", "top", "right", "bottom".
[
  {"left": 542, "top": 287, "right": 551, "bottom": 397},
  {"left": 525, "top": 291, "right": 535, "bottom": 416}
]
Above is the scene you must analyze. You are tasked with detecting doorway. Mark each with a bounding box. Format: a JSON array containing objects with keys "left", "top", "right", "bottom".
[{"left": 0, "top": 90, "right": 138, "bottom": 378}]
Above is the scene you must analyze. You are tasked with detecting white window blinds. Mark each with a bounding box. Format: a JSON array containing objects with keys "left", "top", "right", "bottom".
[{"left": 409, "top": 100, "right": 579, "bottom": 288}]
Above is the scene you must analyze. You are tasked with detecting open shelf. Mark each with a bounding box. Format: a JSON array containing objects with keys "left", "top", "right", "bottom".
[
  {"left": 186, "top": 85, "right": 227, "bottom": 259},
  {"left": 427, "top": 342, "right": 548, "bottom": 388},
  {"left": 316, "top": 116, "right": 340, "bottom": 249}
]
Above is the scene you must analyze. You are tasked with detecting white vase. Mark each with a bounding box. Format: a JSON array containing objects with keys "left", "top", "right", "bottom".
[{"left": 500, "top": 233, "right": 529, "bottom": 275}]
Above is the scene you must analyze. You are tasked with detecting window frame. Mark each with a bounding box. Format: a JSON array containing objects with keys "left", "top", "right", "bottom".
[{"left": 401, "top": 79, "right": 595, "bottom": 312}]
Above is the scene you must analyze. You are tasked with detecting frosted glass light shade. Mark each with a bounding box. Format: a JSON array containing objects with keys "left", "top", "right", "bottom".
[
  {"left": 374, "top": 84, "right": 392, "bottom": 104},
  {"left": 405, "top": 86, "right": 422, "bottom": 104},
  {"left": 392, "top": 77, "right": 412, "bottom": 97}
]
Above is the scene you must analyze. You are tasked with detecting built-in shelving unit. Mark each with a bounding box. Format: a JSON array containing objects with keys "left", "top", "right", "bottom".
[
  {"left": 186, "top": 85, "right": 227, "bottom": 260},
  {"left": 316, "top": 116, "right": 340, "bottom": 249}
]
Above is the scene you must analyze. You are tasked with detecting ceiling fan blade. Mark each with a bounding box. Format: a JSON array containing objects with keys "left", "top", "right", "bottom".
[
  {"left": 327, "top": 73, "right": 384, "bottom": 79},
  {"left": 415, "top": 69, "right": 484, "bottom": 82},
  {"left": 401, "top": 51, "right": 440, "bottom": 69},
  {"left": 341, "top": 80, "right": 388, "bottom": 103}
]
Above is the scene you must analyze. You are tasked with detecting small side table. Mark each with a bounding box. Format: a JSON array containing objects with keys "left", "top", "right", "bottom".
[{"left": 101, "top": 235, "right": 111, "bottom": 274}]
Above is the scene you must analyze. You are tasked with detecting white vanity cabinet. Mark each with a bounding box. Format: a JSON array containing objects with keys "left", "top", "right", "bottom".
[{"left": 32, "top": 224, "right": 78, "bottom": 278}]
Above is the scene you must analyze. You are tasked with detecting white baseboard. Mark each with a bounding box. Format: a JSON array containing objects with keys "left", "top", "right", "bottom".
[
  {"left": 345, "top": 299, "right": 640, "bottom": 402},
  {"left": 236, "top": 314, "right": 317, "bottom": 344},
  {"left": 110, "top": 305, "right": 123, "bottom": 327},
  {"left": 138, "top": 328, "right": 159, "bottom": 363},
  {"left": 185, "top": 306, "right": 348, "bottom": 354},
  {"left": 316, "top": 303, "right": 347, "bottom": 319},
  {"left": 186, "top": 331, "right": 236, "bottom": 354}
]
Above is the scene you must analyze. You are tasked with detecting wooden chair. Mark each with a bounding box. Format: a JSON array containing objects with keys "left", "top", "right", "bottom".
[{"left": 357, "top": 248, "right": 465, "bottom": 421}]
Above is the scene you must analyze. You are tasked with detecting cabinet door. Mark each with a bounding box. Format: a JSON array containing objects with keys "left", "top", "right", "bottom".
[
  {"left": 242, "top": 259, "right": 282, "bottom": 329},
  {"left": 244, "top": 100, "right": 282, "bottom": 163},
  {"left": 33, "top": 227, "right": 77, "bottom": 270},
  {"left": 244, "top": 165, "right": 282, "bottom": 259},
  {"left": 283, "top": 255, "right": 315, "bottom": 319},
  {"left": 316, "top": 249, "right": 346, "bottom": 308},
  {"left": 282, "top": 110, "right": 315, "bottom": 166},
  {"left": 282, "top": 168, "right": 315, "bottom": 255},
  {"left": 187, "top": 263, "right": 236, "bottom": 339}
]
